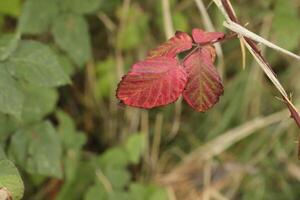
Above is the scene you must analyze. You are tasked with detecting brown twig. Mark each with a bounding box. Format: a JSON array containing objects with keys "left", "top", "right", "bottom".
[{"left": 219, "top": 0, "right": 300, "bottom": 158}]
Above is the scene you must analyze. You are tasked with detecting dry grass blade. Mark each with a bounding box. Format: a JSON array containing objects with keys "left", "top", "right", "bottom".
[
  {"left": 223, "top": 21, "right": 300, "bottom": 60},
  {"left": 185, "top": 106, "right": 295, "bottom": 163},
  {"left": 211, "top": 0, "right": 300, "bottom": 158},
  {"left": 162, "top": 104, "right": 299, "bottom": 184},
  {"left": 286, "top": 162, "right": 300, "bottom": 181}
]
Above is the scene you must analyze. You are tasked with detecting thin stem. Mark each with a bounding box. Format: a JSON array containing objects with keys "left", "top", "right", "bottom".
[
  {"left": 181, "top": 32, "right": 237, "bottom": 64},
  {"left": 181, "top": 46, "right": 200, "bottom": 63}
]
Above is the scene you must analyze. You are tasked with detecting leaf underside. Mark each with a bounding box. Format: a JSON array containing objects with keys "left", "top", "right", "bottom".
[
  {"left": 183, "top": 46, "right": 224, "bottom": 112},
  {"left": 147, "top": 31, "right": 193, "bottom": 59},
  {"left": 192, "top": 28, "right": 225, "bottom": 44},
  {"left": 117, "top": 57, "right": 187, "bottom": 109}
]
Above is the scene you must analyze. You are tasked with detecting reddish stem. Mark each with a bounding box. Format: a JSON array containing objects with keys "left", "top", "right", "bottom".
[{"left": 221, "top": 0, "right": 300, "bottom": 158}]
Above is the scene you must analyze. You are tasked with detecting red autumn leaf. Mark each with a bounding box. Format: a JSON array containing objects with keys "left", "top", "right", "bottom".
[
  {"left": 183, "top": 46, "right": 223, "bottom": 112},
  {"left": 147, "top": 31, "right": 193, "bottom": 59},
  {"left": 117, "top": 56, "right": 187, "bottom": 109},
  {"left": 192, "top": 28, "right": 224, "bottom": 44}
]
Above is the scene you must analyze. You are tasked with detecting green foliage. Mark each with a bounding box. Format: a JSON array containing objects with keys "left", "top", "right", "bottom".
[
  {"left": 9, "top": 121, "right": 63, "bottom": 178},
  {"left": 7, "top": 40, "right": 70, "bottom": 87},
  {"left": 21, "top": 86, "right": 58, "bottom": 123},
  {"left": 84, "top": 133, "right": 167, "bottom": 200},
  {"left": 61, "top": 0, "right": 102, "bottom": 14},
  {"left": 0, "top": 34, "right": 20, "bottom": 61},
  {"left": 95, "top": 57, "right": 116, "bottom": 98},
  {"left": 0, "top": 0, "right": 299, "bottom": 199},
  {"left": 130, "top": 183, "right": 169, "bottom": 200},
  {"left": 125, "top": 133, "right": 146, "bottom": 164},
  {"left": 57, "top": 110, "right": 87, "bottom": 151},
  {"left": 0, "top": 159, "right": 24, "bottom": 200},
  {"left": 0, "top": 0, "right": 21, "bottom": 17},
  {"left": 116, "top": 4, "right": 149, "bottom": 50},
  {"left": 272, "top": 0, "right": 300, "bottom": 50},
  {"left": 52, "top": 14, "right": 92, "bottom": 66},
  {"left": 19, "top": 0, "right": 59, "bottom": 34},
  {"left": 0, "top": 64, "right": 23, "bottom": 118}
]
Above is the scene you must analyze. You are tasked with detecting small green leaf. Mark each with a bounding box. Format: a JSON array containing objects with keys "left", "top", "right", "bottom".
[
  {"left": 0, "top": 64, "right": 24, "bottom": 118},
  {"left": 21, "top": 85, "right": 58, "bottom": 123},
  {"left": 0, "top": 159, "right": 24, "bottom": 200},
  {"left": 7, "top": 40, "right": 70, "bottom": 87},
  {"left": 95, "top": 57, "right": 116, "bottom": 98},
  {"left": 9, "top": 121, "right": 63, "bottom": 178},
  {"left": 149, "top": 187, "right": 169, "bottom": 200},
  {"left": 108, "top": 192, "right": 131, "bottom": 200},
  {"left": 61, "top": 0, "right": 102, "bottom": 14},
  {"left": 124, "top": 133, "right": 146, "bottom": 164},
  {"left": 56, "top": 161, "right": 95, "bottom": 200},
  {"left": 57, "top": 54, "right": 76, "bottom": 76},
  {"left": 0, "top": 33, "right": 20, "bottom": 61},
  {"left": 129, "top": 183, "right": 168, "bottom": 200},
  {"left": 57, "top": 110, "right": 87, "bottom": 151},
  {"left": 84, "top": 183, "right": 107, "bottom": 200},
  {"left": 19, "top": 0, "right": 59, "bottom": 34},
  {"left": 52, "top": 14, "right": 91, "bottom": 67},
  {"left": 104, "top": 166, "right": 130, "bottom": 189},
  {"left": 98, "top": 147, "right": 129, "bottom": 168},
  {"left": 0, "top": 0, "right": 21, "bottom": 17}
]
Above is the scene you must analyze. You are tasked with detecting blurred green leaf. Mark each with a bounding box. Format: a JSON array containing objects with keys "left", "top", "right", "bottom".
[
  {"left": 21, "top": 85, "right": 58, "bottom": 123},
  {"left": 0, "top": 64, "right": 23, "bottom": 118},
  {"left": 57, "top": 54, "right": 76, "bottom": 76},
  {"left": 56, "top": 160, "right": 95, "bottom": 200},
  {"left": 19, "top": 0, "right": 59, "bottom": 34},
  {"left": 124, "top": 133, "right": 145, "bottom": 164},
  {"left": 130, "top": 183, "right": 169, "bottom": 200},
  {"left": 0, "top": 146, "right": 5, "bottom": 159},
  {"left": 117, "top": 4, "right": 149, "bottom": 50},
  {"left": 0, "top": 0, "right": 21, "bottom": 17},
  {"left": 104, "top": 166, "right": 130, "bottom": 190},
  {"left": 100, "top": 0, "right": 122, "bottom": 12},
  {"left": 7, "top": 40, "right": 70, "bottom": 87},
  {"left": 52, "top": 13, "right": 91, "bottom": 67},
  {"left": 129, "top": 183, "right": 148, "bottom": 200},
  {"left": 273, "top": 0, "right": 300, "bottom": 50},
  {"left": 57, "top": 110, "right": 87, "bottom": 151},
  {"left": 0, "top": 33, "right": 20, "bottom": 61},
  {"left": 99, "top": 147, "right": 129, "bottom": 168},
  {"left": 108, "top": 192, "right": 131, "bottom": 200},
  {"left": 9, "top": 121, "right": 63, "bottom": 178},
  {"left": 0, "top": 114, "right": 17, "bottom": 144},
  {"left": 0, "top": 159, "right": 24, "bottom": 200},
  {"left": 84, "top": 183, "right": 108, "bottom": 200},
  {"left": 95, "top": 57, "right": 116, "bottom": 98},
  {"left": 56, "top": 111, "right": 89, "bottom": 200},
  {"left": 148, "top": 187, "right": 169, "bottom": 200},
  {"left": 173, "top": 12, "right": 189, "bottom": 32},
  {"left": 61, "top": 0, "right": 102, "bottom": 14}
]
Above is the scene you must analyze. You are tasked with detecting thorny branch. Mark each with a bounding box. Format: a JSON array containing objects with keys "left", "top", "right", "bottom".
[{"left": 216, "top": 0, "right": 300, "bottom": 158}]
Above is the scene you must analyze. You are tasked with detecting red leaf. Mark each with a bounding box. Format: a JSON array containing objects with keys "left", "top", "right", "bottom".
[
  {"left": 117, "top": 57, "right": 187, "bottom": 109},
  {"left": 147, "top": 31, "right": 193, "bottom": 59},
  {"left": 183, "top": 46, "right": 223, "bottom": 112},
  {"left": 192, "top": 28, "right": 224, "bottom": 44}
]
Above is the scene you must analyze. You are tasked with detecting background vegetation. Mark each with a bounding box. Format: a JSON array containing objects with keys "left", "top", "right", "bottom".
[{"left": 0, "top": 0, "right": 300, "bottom": 199}]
